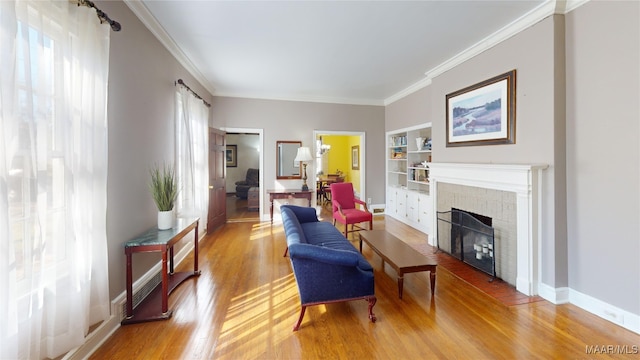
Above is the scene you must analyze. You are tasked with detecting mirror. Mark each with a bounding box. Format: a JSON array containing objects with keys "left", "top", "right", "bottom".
[{"left": 276, "top": 141, "right": 302, "bottom": 179}]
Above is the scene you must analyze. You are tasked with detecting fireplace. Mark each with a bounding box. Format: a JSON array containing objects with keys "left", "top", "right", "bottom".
[
  {"left": 428, "top": 163, "right": 547, "bottom": 296},
  {"left": 437, "top": 208, "right": 496, "bottom": 278}
]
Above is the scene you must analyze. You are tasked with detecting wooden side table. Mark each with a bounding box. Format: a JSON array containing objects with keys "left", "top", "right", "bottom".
[
  {"left": 267, "top": 189, "right": 313, "bottom": 223},
  {"left": 122, "top": 217, "right": 200, "bottom": 325}
]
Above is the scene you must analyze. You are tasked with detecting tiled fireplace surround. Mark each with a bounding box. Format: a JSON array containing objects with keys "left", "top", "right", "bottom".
[{"left": 428, "top": 163, "right": 547, "bottom": 296}]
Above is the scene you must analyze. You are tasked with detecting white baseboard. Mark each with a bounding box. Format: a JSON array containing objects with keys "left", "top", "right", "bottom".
[
  {"left": 538, "top": 283, "right": 570, "bottom": 304},
  {"left": 538, "top": 283, "right": 639, "bottom": 335},
  {"left": 370, "top": 203, "right": 385, "bottom": 215},
  {"left": 569, "top": 288, "right": 639, "bottom": 335}
]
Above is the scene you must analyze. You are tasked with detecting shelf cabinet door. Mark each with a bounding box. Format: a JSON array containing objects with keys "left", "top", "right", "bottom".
[{"left": 417, "top": 192, "right": 431, "bottom": 233}]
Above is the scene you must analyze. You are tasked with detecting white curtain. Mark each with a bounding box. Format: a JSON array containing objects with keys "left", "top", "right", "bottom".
[
  {"left": 176, "top": 87, "right": 209, "bottom": 228},
  {"left": 0, "top": 1, "right": 110, "bottom": 359}
]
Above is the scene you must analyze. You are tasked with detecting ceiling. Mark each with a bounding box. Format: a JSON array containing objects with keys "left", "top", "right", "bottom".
[{"left": 132, "top": 0, "right": 559, "bottom": 105}]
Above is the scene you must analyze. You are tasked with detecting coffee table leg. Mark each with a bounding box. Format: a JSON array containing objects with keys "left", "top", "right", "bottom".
[
  {"left": 430, "top": 268, "right": 436, "bottom": 296},
  {"left": 398, "top": 274, "right": 404, "bottom": 299}
]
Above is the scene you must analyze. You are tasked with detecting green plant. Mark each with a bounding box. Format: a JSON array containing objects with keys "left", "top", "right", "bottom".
[{"left": 149, "top": 163, "right": 178, "bottom": 211}]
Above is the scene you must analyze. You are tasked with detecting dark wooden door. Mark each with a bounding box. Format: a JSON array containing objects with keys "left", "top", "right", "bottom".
[{"left": 207, "top": 128, "right": 226, "bottom": 233}]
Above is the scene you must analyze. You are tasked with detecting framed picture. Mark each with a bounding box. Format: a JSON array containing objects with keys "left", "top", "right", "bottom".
[
  {"left": 226, "top": 145, "right": 237, "bottom": 167},
  {"left": 446, "top": 69, "right": 516, "bottom": 147},
  {"left": 351, "top": 145, "right": 360, "bottom": 170}
]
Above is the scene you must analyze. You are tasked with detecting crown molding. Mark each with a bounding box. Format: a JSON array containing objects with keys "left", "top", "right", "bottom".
[
  {"left": 123, "top": 0, "right": 216, "bottom": 97},
  {"left": 126, "top": 0, "right": 590, "bottom": 107},
  {"left": 385, "top": 0, "right": 591, "bottom": 106},
  {"left": 213, "top": 91, "right": 385, "bottom": 107},
  {"left": 383, "top": 77, "right": 432, "bottom": 106}
]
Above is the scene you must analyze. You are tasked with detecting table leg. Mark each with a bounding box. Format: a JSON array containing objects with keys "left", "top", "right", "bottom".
[
  {"left": 169, "top": 246, "right": 174, "bottom": 274},
  {"left": 125, "top": 252, "right": 133, "bottom": 318},
  {"left": 270, "top": 198, "right": 274, "bottom": 224},
  {"left": 194, "top": 222, "right": 199, "bottom": 273},
  {"left": 307, "top": 193, "right": 311, "bottom": 207},
  {"left": 398, "top": 274, "right": 404, "bottom": 299},
  {"left": 430, "top": 268, "right": 436, "bottom": 296},
  {"left": 162, "top": 251, "right": 169, "bottom": 314}
]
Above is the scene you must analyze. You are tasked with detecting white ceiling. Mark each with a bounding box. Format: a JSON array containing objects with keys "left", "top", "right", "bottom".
[{"left": 132, "top": 0, "right": 564, "bottom": 105}]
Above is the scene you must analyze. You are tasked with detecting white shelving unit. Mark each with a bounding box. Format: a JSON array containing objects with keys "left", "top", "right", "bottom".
[{"left": 386, "top": 123, "right": 432, "bottom": 235}]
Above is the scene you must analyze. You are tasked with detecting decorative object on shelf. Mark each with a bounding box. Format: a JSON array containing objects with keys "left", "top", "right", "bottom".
[
  {"left": 351, "top": 145, "right": 360, "bottom": 170},
  {"left": 424, "top": 138, "right": 432, "bottom": 150},
  {"left": 226, "top": 144, "right": 237, "bottom": 167},
  {"left": 149, "top": 162, "right": 179, "bottom": 230},
  {"left": 446, "top": 69, "right": 516, "bottom": 147},
  {"left": 294, "top": 146, "right": 313, "bottom": 191},
  {"left": 415, "top": 137, "right": 424, "bottom": 151}
]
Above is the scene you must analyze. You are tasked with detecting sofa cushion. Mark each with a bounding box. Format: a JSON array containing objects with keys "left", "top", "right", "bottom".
[{"left": 301, "top": 222, "right": 357, "bottom": 252}]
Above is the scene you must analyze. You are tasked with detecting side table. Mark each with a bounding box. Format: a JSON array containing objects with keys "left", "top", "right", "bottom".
[
  {"left": 267, "top": 189, "right": 313, "bottom": 223},
  {"left": 122, "top": 217, "right": 200, "bottom": 325}
]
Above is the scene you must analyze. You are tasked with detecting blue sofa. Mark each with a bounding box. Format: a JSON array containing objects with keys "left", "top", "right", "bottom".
[{"left": 280, "top": 205, "right": 377, "bottom": 331}]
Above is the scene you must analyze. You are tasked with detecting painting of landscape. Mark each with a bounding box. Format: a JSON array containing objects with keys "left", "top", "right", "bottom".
[
  {"left": 446, "top": 70, "right": 516, "bottom": 147},
  {"left": 451, "top": 87, "right": 502, "bottom": 137}
]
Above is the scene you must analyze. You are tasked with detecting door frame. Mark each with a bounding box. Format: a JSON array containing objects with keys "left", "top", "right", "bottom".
[
  {"left": 313, "top": 130, "right": 366, "bottom": 205},
  {"left": 223, "top": 127, "right": 265, "bottom": 221}
]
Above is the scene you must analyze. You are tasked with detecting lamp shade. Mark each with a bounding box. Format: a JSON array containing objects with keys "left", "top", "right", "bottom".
[{"left": 294, "top": 146, "right": 313, "bottom": 162}]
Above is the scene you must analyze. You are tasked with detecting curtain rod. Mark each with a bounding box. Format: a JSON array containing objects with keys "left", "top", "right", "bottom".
[
  {"left": 75, "top": 0, "right": 121, "bottom": 32},
  {"left": 176, "top": 79, "right": 212, "bottom": 108}
]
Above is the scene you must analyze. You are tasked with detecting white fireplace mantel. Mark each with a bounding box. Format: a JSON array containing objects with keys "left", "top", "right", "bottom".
[{"left": 429, "top": 162, "right": 548, "bottom": 296}]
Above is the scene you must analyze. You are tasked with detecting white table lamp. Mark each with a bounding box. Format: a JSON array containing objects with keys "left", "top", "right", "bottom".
[{"left": 294, "top": 146, "right": 313, "bottom": 191}]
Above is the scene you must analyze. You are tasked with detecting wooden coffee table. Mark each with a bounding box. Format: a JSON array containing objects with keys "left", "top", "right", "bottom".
[{"left": 359, "top": 230, "right": 437, "bottom": 299}]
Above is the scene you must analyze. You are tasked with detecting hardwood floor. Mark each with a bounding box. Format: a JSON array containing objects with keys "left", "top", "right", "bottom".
[
  {"left": 226, "top": 193, "right": 260, "bottom": 222},
  {"left": 90, "top": 208, "right": 640, "bottom": 359}
]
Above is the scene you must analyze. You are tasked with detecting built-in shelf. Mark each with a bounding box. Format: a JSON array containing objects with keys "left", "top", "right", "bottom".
[{"left": 386, "top": 123, "right": 433, "bottom": 235}]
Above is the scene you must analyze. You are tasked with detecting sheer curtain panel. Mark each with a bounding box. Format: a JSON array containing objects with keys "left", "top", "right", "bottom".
[
  {"left": 0, "top": 1, "right": 111, "bottom": 359},
  {"left": 176, "top": 87, "right": 209, "bottom": 228}
]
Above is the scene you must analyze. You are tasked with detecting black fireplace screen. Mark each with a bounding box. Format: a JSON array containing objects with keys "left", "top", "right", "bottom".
[{"left": 437, "top": 209, "right": 496, "bottom": 278}]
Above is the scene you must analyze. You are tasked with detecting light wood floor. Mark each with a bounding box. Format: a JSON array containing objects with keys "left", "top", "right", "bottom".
[
  {"left": 226, "top": 193, "right": 260, "bottom": 222},
  {"left": 90, "top": 208, "right": 640, "bottom": 359}
]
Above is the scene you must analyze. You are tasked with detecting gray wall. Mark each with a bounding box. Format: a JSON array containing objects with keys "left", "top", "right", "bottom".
[
  {"left": 98, "top": 1, "right": 214, "bottom": 299},
  {"left": 211, "top": 97, "right": 386, "bottom": 212},
  {"left": 386, "top": 2, "right": 639, "bottom": 316},
  {"left": 565, "top": 1, "right": 639, "bottom": 314}
]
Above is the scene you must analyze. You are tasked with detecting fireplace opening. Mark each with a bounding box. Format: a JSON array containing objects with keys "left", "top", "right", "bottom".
[{"left": 437, "top": 208, "right": 496, "bottom": 279}]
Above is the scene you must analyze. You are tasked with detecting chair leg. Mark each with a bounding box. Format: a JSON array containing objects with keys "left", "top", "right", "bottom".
[
  {"left": 369, "top": 220, "right": 373, "bottom": 230},
  {"left": 293, "top": 306, "right": 307, "bottom": 331},
  {"left": 283, "top": 247, "right": 288, "bottom": 257}
]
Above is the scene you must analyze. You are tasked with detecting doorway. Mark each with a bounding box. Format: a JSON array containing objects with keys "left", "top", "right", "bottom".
[
  {"left": 313, "top": 130, "right": 366, "bottom": 204},
  {"left": 224, "top": 128, "right": 264, "bottom": 222}
]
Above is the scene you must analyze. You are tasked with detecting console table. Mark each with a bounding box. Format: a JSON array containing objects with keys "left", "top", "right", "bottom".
[
  {"left": 122, "top": 217, "right": 200, "bottom": 325},
  {"left": 267, "top": 189, "right": 313, "bottom": 223}
]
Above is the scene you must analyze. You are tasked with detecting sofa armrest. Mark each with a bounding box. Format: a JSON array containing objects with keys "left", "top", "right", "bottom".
[
  {"left": 282, "top": 205, "right": 318, "bottom": 224},
  {"left": 235, "top": 180, "right": 249, "bottom": 186},
  {"left": 288, "top": 243, "right": 365, "bottom": 268}
]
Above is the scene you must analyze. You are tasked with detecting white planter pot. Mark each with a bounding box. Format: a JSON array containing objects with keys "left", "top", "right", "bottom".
[{"left": 157, "top": 210, "right": 174, "bottom": 230}]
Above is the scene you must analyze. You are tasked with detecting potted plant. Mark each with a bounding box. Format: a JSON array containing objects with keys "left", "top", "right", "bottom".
[{"left": 149, "top": 163, "right": 179, "bottom": 230}]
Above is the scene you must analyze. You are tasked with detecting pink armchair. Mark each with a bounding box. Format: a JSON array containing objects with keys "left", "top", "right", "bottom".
[{"left": 330, "top": 182, "right": 373, "bottom": 238}]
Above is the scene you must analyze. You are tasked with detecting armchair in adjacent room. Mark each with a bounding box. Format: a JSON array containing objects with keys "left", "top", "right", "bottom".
[
  {"left": 330, "top": 182, "right": 373, "bottom": 238},
  {"left": 235, "top": 168, "right": 259, "bottom": 199}
]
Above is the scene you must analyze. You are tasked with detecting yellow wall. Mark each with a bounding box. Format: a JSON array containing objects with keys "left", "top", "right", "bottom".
[{"left": 323, "top": 135, "right": 361, "bottom": 196}]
